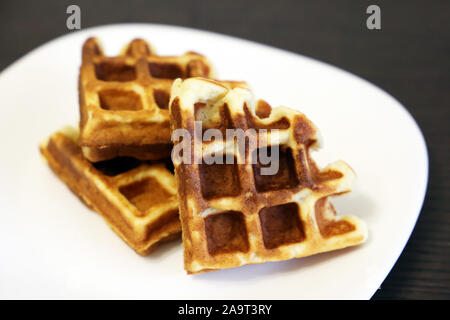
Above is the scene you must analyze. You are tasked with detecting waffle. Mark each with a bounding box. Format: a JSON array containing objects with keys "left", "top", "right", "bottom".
[
  {"left": 40, "top": 127, "right": 180, "bottom": 255},
  {"left": 79, "top": 37, "right": 213, "bottom": 162},
  {"left": 169, "top": 78, "right": 368, "bottom": 274}
]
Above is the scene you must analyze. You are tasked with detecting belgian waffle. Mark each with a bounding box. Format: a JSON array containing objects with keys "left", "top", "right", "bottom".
[
  {"left": 169, "top": 78, "right": 368, "bottom": 274},
  {"left": 40, "top": 127, "right": 180, "bottom": 255},
  {"left": 79, "top": 37, "right": 213, "bottom": 162}
]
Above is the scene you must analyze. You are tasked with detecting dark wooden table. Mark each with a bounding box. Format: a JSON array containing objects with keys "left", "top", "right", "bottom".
[{"left": 1, "top": 0, "right": 448, "bottom": 299}]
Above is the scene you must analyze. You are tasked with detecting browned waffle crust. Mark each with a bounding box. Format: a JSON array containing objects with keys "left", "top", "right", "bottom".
[
  {"left": 79, "top": 37, "right": 213, "bottom": 162},
  {"left": 169, "top": 78, "right": 367, "bottom": 273},
  {"left": 40, "top": 127, "right": 180, "bottom": 255}
]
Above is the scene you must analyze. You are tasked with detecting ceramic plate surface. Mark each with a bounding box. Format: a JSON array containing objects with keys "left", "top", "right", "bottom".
[{"left": 0, "top": 24, "right": 428, "bottom": 299}]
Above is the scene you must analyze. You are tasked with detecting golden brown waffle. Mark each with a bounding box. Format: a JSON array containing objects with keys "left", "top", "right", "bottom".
[
  {"left": 79, "top": 37, "right": 213, "bottom": 162},
  {"left": 169, "top": 78, "right": 368, "bottom": 274},
  {"left": 40, "top": 127, "right": 180, "bottom": 255}
]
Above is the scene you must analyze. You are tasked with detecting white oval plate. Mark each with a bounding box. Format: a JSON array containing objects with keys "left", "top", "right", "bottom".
[{"left": 0, "top": 24, "right": 428, "bottom": 299}]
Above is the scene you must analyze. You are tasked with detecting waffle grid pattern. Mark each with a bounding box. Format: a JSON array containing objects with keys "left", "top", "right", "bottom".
[
  {"left": 169, "top": 78, "right": 367, "bottom": 273},
  {"left": 79, "top": 37, "right": 213, "bottom": 161},
  {"left": 40, "top": 127, "right": 180, "bottom": 255}
]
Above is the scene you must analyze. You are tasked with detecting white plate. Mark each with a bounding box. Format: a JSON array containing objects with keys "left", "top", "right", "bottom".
[{"left": 0, "top": 24, "right": 428, "bottom": 299}]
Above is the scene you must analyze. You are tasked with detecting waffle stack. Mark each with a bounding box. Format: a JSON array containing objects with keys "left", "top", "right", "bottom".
[
  {"left": 169, "top": 78, "right": 367, "bottom": 273},
  {"left": 41, "top": 37, "right": 367, "bottom": 271},
  {"left": 40, "top": 38, "right": 214, "bottom": 254}
]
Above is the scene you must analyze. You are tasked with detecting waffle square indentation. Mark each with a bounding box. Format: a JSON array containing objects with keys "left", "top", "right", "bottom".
[
  {"left": 98, "top": 89, "right": 143, "bottom": 111},
  {"left": 95, "top": 62, "right": 136, "bottom": 82},
  {"left": 259, "top": 203, "right": 305, "bottom": 249},
  {"left": 204, "top": 211, "right": 249, "bottom": 255},
  {"left": 252, "top": 146, "right": 299, "bottom": 192},
  {"left": 153, "top": 89, "right": 170, "bottom": 109},
  {"left": 148, "top": 62, "right": 183, "bottom": 79},
  {"left": 199, "top": 157, "right": 241, "bottom": 199},
  {"left": 119, "top": 177, "right": 171, "bottom": 212}
]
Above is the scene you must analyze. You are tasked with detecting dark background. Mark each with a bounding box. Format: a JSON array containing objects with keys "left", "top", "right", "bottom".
[{"left": 1, "top": 0, "right": 448, "bottom": 299}]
